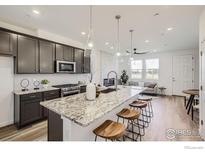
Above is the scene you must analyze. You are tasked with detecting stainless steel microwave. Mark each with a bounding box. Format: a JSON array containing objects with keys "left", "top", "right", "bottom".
[{"left": 56, "top": 60, "right": 76, "bottom": 73}]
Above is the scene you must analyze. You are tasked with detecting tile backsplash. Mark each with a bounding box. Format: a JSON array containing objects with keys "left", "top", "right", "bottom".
[{"left": 14, "top": 73, "right": 90, "bottom": 90}]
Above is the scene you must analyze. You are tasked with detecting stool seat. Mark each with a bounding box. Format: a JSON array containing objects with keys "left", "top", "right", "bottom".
[
  {"left": 138, "top": 97, "right": 152, "bottom": 101},
  {"left": 93, "top": 120, "right": 125, "bottom": 140},
  {"left": 117, "top": 108, "right": 140, "bottom": 120},
  {"left": 130, "top": 100, "right": 148, "bottom": 108}
]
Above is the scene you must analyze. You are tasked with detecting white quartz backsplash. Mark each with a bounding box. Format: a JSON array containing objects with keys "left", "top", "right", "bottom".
[{"left": 14, "top": 73, "right": 90, "bottom": 90}]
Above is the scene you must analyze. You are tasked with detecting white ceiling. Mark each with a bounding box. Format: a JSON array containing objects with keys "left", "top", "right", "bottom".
[{"left": 0, "top": 5, "right": 204, "bottom": 54}]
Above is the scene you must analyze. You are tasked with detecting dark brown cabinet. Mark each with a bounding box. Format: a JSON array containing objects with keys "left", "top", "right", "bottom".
[
  {"left": 17, "top": 35, "right": 38, "bottom": 73},
  {"left": 55, "top": 44, "right": 74, "bottom": 61},
  {"left": 0, "top": 30, "right": 17, "bottom": 56},
  {"left": 42, "top": 90, "right": 60, "bottom": 118},
  {"left": 39, "top": 40, "right": 55, "bottom": 73},
  {"left": 74, "top": 48, "right": 84, "bottom": 73},
  {"left": 83, "top": 50, "right": 91, "bottom": 73},
  {"left": 14, "top": 89, "right": 60, "bottom": 128},
  {"left": 15, "top": 93, "right": 43, "bottom": 128}
]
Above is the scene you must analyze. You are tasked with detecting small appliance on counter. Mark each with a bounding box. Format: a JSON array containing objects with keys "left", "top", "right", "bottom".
[{"left": 20, "top": 78, "right": 29, "bottom": 91}]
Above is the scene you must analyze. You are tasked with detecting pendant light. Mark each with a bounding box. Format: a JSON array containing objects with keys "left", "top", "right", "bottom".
[
  {"left": 85, "top": 5, "right": 94, "bottom": 51},
  {"left": 115, "top": 15, "right": 121, "bottom": 56},
  {"left": 129, "top": 29, "right": 134, "bottom": 61}
]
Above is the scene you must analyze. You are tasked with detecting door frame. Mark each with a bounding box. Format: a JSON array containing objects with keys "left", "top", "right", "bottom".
[{"left": 199, "top": 40, "right": 205, "bottom": 139}]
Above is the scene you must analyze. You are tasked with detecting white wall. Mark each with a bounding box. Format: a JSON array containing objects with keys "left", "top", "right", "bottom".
[
  {"left": 100, "top": 51, "right": 118, "bottom": 85},
  {"left": 118, "top": 49, "right": 199, "bottom": 95},
  {"left": 199, "top": 8, "right": 205, "bottom": 140},
  {"left": 0, "top": 57, "right": 14, "bottom": 127}
]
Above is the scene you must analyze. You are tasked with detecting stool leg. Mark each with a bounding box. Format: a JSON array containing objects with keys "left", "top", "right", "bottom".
[
  {"left": 95, "top": 135, "right": 97, "bottom": 141},
  {"left": 150, "top": 101, "right": 154, "bottom": 117},
  {"left": 191, "top": 106, "right": 194, "bottom": 121}
]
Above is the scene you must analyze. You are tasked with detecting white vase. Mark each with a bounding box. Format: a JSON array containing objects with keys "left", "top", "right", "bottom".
[{"left": 86, "top": 83, "right": 96, "bottom": 101}]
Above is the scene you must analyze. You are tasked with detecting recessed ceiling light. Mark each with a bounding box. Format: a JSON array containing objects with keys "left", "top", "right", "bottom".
[
  {"left": 116, "top": 52, "right": 121, "bottom": 56},
  {"left": 167, "top": 27, "right": 173, "bottom": 31},
  {"left": 110, "top": 46, "right": 114, "bottom": 50},
  {"left": 33, "top": 10, "right": 40, "bottom": 15},
  {"left": 153, "top": 49, "right": 157, "bottom": 52},
  {"left": 105, "top": 42, "right": 109, "bottom": 45},
  {"left": 81, "top": 32, "right": 86, "bottom": 35},
  {"left": 145, "top": 40, "right": 150, "bottom": 43}
]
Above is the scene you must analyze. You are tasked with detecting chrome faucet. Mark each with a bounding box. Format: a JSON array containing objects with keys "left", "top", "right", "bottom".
[{"left": 107, "top": 71, "right": 118, "bottom": 90}]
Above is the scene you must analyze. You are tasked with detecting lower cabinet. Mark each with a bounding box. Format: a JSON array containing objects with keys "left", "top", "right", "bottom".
[
  {"left": 14, "top": 89, "right": 60, "bottom": 128},
  {"left": 20, "top": 98, "right": 43, "bottom": 126},
  {"left": 42, "top": 90, "right": 60, "bottom": 118}
]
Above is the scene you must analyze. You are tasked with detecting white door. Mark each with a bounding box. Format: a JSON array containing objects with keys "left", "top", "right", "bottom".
[
  {"left": 172, "top": 55, "right": 194, "bottom": 96},
  {"left": 200, "top": 41, "right": 205, "bottom": 138}
]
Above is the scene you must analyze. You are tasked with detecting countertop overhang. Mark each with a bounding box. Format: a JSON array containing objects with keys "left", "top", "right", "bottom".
[{"left": 40, "top": 86, "right": 145, "bottom": 127}]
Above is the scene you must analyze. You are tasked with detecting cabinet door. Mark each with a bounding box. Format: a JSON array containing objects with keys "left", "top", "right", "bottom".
[
  {"left": 74, "top": 49, "right": 84, "bottom": 73},
  {"left": 84, "top": 50, "right": 91, "bottom": 73},
  {"left": 55, "top": 44, "right": 64, "bottom": 60},
  {"left": 17, "top": 35, "right": 38, "bottom": 73},
  {"left": 0, "top": 30, "right": 17, "bottom": 56},
  {"left": 63, "top": 46, "right": 74, "bottom": 61},
  {"left": 20, "top": 99, "right": 42, "bottom": 126},
  {"left": 39, "top": 40, "right": 55, "bottom": 73}
]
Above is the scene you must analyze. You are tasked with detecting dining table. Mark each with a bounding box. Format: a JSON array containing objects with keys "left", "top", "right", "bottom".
[{"left": 183, "top": 89, "right": 199, "bottom": 115}]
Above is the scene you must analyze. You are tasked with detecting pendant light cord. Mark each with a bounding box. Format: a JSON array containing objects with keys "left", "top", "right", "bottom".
[
  {"left": 116, "top": 15, "right": 121, "bottom": 53},
  {"left": 89, "top": 5, "right": 93, "bottom": 34}
]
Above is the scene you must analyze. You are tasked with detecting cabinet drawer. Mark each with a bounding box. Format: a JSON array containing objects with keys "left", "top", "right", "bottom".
[
  {"left": 20, "top": 93, "right": 42, "bottom": 101},
  {"left": 44, "top": 90, "right": 60, "bottom": 100}
]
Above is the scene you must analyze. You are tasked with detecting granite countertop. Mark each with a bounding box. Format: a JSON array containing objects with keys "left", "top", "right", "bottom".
[
  {"left": 13, "top": 87, "right": 60, "bottom": 95},
  {"left": 40, "top": 86, "right": 145, "bottom": 127}
]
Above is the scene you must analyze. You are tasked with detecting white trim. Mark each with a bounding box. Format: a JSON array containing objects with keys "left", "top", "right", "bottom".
[{"left": 0, "top": 120, "right": 13, "bottom": 128}]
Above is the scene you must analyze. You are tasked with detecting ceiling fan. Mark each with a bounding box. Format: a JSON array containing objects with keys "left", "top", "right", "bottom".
[
  {"left": 133, "top": 48, "right": 150, "bottom": 54},
  {"left": 126, "top": 48, "right": 150, "bottom": 55}
]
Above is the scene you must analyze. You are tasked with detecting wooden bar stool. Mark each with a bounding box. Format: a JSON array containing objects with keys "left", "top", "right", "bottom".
[
  {"left": 138, "top": 97, "right": 153, "bottom": 118},
  {"left": 93, "top": 120, "right": 125, "bottom": 141},
  {"left": 116, "top": 108, "right": 141, "bottom": 141},
  {"left": 129, "top": 100, "right": 149, "bottom": 136}
]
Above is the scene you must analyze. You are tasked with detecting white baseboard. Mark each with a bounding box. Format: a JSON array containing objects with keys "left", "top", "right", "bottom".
[{"left": 0, "top": 120, "right": 13, "bottom": 128}]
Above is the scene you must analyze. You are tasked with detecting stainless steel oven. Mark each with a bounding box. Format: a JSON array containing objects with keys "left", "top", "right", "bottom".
[{"left": 56, "top": 60, "right": 76, "bottom": 73}]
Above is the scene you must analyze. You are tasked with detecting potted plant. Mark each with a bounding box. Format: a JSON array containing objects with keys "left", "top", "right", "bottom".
[
  {"left": 120, "top": 70, "right": 129, "bottom": 86},
  {"left": 41, "top": 79, "right": 49, "bottom": 89}
]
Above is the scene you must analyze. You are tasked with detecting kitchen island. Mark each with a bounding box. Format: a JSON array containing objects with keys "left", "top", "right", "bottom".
[{"left": 40, "top": 86, "right": 145, "bottom": 141}]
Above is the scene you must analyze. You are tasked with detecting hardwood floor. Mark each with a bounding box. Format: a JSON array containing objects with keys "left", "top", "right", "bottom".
[
  {"left": 0, "top": 120, "right": 47, "bottom": 141},
  {"left": 0, "top": 96, "right": 202, "bottom": 141}
]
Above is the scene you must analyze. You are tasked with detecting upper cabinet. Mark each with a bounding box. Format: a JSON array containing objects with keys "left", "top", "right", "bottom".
[
  {"left": 39, "top": 40, "right": 55, "bottom": 73},
  {"left": 83, "top": 50, "right": 91, "bottom": 73},
  {"left": 74, "top": 48, "right": 84, "bottom": 73},
  {"left": 0, "top": 30, "right": 17, "bottom": 56},
  {"left": 17, "top": 35, "right": 38, "bottom": 74},
  {"left": 0, "top": 28, "right": 89, "bottom": 74},
  {"left": 55, "top": 44, "right": 74, "bottom": 61}
]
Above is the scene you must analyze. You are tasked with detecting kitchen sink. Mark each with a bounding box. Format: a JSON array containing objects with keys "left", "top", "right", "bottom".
[{"left": 100, "top": 88, "right": 118, "bottom": 93}]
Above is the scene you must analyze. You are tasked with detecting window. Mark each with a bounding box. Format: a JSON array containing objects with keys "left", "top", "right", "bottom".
[
  {"left": 145, "top": 59, "right": 159, "bottom": 80},
  {"left": 131, "top": 60, "right": 143, "bottom": 79}
]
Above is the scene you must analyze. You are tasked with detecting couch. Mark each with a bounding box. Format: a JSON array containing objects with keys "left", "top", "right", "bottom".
[{"left": 128, "top": 81, "right": 158, "bottom": 96}]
